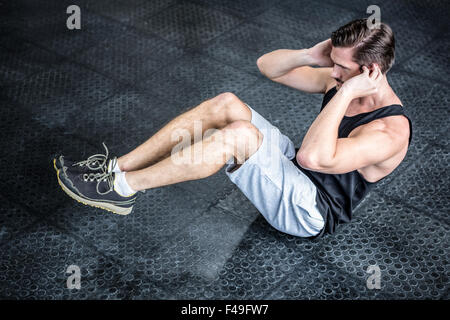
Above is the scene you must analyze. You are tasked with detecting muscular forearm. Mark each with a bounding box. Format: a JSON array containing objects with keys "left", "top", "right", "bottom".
[
  {"left": 298, "top": 88, "right": 353, "bottom": 166},
  {"left": 256, "top": 49, "right": 313, "bottom": 79}
]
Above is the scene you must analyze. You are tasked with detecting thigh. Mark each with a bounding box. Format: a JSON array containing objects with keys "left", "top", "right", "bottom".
[
  {"left": 225, "top": 127, "right": 324, "bottom": 237},
  {"left": 244, "top": 103, "right": 296, "bottom": 160}
]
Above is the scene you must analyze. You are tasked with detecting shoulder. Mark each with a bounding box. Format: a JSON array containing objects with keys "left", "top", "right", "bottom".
[
  {"left": 355, "top": 88, "right": 409, "bottom": 144},
  {"left": 356, "top": 113, "right": 410, "bottom": 147},
  {"left": 382, "top": 113, "right": 410, "bottom": 143}
]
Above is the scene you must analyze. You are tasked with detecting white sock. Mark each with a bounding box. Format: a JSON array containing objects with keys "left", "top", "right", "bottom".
[
  {"left": 113, "top": 172, "right": 136, "bottom": 197},
  {"left": 108, "top": 159, "right": 122, "bottom": 173}
]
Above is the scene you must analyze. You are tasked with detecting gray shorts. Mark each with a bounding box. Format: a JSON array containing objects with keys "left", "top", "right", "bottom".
[{"left": 225, "top": 104, "right": 325, "bottom": 237}]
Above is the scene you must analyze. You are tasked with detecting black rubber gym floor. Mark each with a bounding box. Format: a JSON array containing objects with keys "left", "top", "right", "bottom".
[{"left": 0, "top": 0, "right": 448, "bottom": 299}]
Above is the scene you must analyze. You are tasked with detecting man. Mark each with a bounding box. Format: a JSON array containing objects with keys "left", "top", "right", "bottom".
[{"left": 54, "top": 19, "right": 412, "bottom": 238}]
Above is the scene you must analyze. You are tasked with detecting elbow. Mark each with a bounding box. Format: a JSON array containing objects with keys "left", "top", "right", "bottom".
[
  {"left": 256, "top": 57, "right": 268, "bottom": 77},
  {"left": 296, "top": 150, "right": 314, "bottom": 169},
  {"left": 256, "top": 56, "right": 263, "bottom": 69},
  {"left": 296, "top": 150, "right": 323, "bottom": 170}
]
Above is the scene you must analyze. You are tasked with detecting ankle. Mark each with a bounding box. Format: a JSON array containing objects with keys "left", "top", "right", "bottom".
[
  {"left": 116, "top": 157, "right": 128, "bottom": 172},
  {"left": 114, "top": 172, "right": 137, "bottom": 196},
  {"left": 108, "top": 158, "right": 123, "bottom": 173}
]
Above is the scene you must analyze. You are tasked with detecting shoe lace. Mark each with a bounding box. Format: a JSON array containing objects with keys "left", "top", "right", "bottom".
[
  {"left": 76, "top": 142, "right": 117, "bottom": 195},
  {"left": 73, "top": 142, "right": 111, "bottom": 171},
  {"left": 82, "top": 166, "right": 115, "bottom": 195},
  {"left": 77, "top": 142, "right": 145, "bottom": 195}
]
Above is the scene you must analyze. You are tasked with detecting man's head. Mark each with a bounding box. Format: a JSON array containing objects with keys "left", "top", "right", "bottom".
[{"left": 329, "top": 18, "right": 395, "bottom": 89}]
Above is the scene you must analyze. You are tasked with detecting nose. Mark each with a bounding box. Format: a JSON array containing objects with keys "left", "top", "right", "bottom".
[{"left": 331, "top": 65, "right": 340, "bottom": 80}]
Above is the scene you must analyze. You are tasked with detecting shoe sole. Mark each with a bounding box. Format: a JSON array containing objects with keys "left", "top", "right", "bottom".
[{"left": 53, "top": 159, "right": 132, "bottom": 215}]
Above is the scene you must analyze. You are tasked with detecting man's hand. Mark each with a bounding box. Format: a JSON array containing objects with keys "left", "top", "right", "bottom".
[
  {"left": 307, "top": 39, "right": 333, "bottom": 67},
  {"left": 342, "top": 64, "right": 384, "bottom": 99}
]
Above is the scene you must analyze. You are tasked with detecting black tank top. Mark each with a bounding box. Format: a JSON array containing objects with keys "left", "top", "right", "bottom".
[{"left": 292, "top": 86, "right": 413, "bottom": 237}]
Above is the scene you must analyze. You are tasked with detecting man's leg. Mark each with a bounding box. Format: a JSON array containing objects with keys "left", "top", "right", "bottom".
[
  {"left": 123, "top": 120, "right": 263, "bottom": 191},
  {"left": 224, "top": 104, "right": 325, "bottom": 237},
  {"left": 117, "top": 92, "right": 251, "bottom": 172},
  {"left": 55, "top": 119, "right": 263, "bottom": 215}
]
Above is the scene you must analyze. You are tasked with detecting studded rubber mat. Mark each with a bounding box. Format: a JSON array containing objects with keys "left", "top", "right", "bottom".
[{"left": 0, "top": 0, "right": 448, "bottom": 299}]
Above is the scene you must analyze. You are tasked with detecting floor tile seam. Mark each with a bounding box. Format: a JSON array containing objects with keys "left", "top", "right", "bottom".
[
  {"left": 61, "top": 19, "right": 260, "bottom": 94},
  {"left": 2, "top": 11, "right": 279, "bottom": 99},
  {"left": 180, "top": 18, "right": 249, "bottom": 51},
  {"left": 0, "top": 37, "right": 75, "bottom": 84},
  {"left": 81, "top": 2, "right": 190, "bottom": 53},
  {"left": 198, "top": 50, "right": 261, "bottom": 78},
  {"left": 8, "top": 13, "right": 126, "bottom": 60},
  {"left": 0, "top": 45, "right": 126, "bottom": 107},
  {"left": 86, "top": 0, "right": 248, "bottom": 53},
  {"left": 247, "top": 13, "right": 313, "bottom": 42},
  {"left": 3, "top": 11, "right": 176, "bottom": 87},
  {"left": 125, "top": 46, "right": 262, "bottom": 92},
  {"left": 197, "top": 44, "right": 265, "bottom": 78},
  {"left": 70, "top": 3, "right": 179, "bottom": 58},
  {"left": 58, "top": 53, "right": 135, "bottom": 89},
  {"left": 2, "top": 87, "right": 124, "bottom": 135},
  {"left": 0, "top": 39, "right": 65, "bottom": 69}
]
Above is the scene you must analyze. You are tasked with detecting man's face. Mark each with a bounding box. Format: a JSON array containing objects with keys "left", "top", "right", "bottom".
[{"left": 330, "top": 46, "right": 362, "bottom": 90}]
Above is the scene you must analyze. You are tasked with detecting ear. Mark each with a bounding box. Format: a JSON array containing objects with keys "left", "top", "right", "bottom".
[
  {"left": 370, "top": 63, "right": 380, "bottom": 71},
  {"left": 367, "top": 63, "right": 378, "bottom": 75}
]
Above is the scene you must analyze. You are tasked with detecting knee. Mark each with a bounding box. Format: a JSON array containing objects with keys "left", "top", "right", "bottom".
[
  {"left": 222, "top": 120, "right": 263, "bottom": 159},
  {"left": 215, "top": 92, "right": 239, "bottom": 106},
  {"left": 225, "top": 119, "right": 255, "bottom": 132},
  {"left": 208, "top": 92, "right": 251, "bottom": 124}
]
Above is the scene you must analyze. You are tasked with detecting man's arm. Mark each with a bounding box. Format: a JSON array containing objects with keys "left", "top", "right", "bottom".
[
  {"left": 256, "top": 39, "right": 334, "bottom": 94},
  {"left": 298, "top": 121, "right": 406, "bottom": 175},
  {"left": 297, "top": 65, "right": 404, "bottom": 174}
]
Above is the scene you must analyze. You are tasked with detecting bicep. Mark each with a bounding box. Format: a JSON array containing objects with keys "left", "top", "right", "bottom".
[
  {"left": 312, "top": 129, "right": 403, "bottom": 174},
  {"left": 271, "top": 66, "right": 333, "bottom": 94}
]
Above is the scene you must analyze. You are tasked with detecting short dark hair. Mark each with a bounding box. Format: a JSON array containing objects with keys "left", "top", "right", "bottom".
[{"left": 331, "top": 18, "right": 395, "bottom": 73}]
